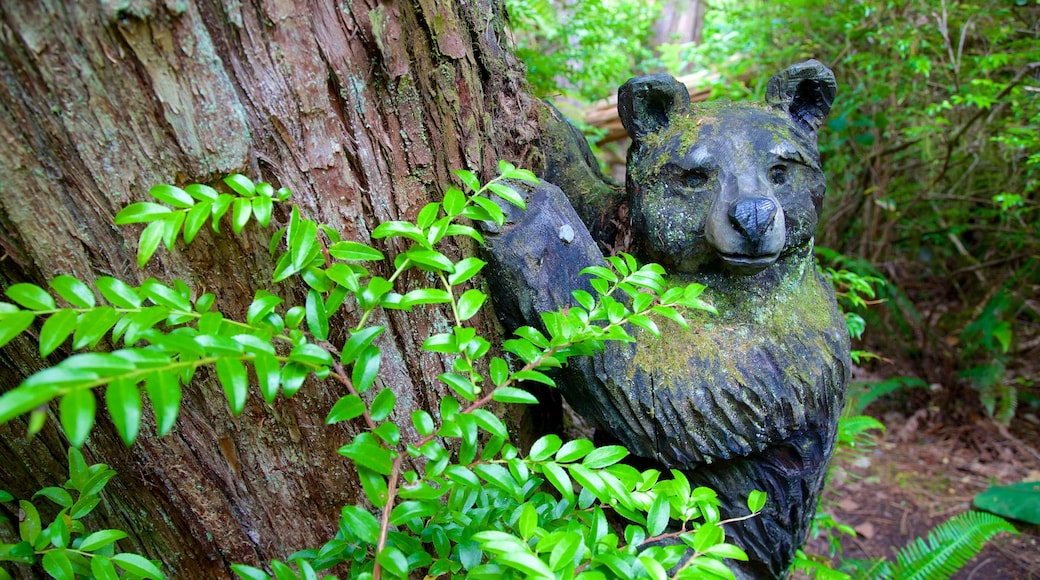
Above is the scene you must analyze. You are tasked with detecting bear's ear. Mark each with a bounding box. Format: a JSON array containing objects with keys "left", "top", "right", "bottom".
[
  {"left": 618, "top": 74, "right": 690, "bottom": 141},
  {"left": 766, "top": 60, "right": 837, "bottom": 133}
]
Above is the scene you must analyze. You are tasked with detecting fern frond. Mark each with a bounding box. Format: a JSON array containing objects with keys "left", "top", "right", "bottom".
[{"left": 892, "top": 511, "right": 1017, "bottom": 580}]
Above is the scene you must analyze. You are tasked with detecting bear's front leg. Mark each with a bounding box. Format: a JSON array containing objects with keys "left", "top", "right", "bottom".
[{"left": 482, "top": 179, "right": 606, "bottom": 335}]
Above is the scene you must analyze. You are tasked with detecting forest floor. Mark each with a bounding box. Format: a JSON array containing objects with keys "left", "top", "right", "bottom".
[{"left": 801, "top": 410, "right": 1040, "bottom": 578}]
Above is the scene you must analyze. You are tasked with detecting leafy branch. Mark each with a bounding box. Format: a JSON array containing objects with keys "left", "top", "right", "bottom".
[{"left": 1, "top": 162, "right": 755, "bottom": 580}]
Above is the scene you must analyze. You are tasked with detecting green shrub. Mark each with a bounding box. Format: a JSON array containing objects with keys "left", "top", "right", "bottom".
[{"left": 0, "top": 164, "right": 760, "bottom": 579}]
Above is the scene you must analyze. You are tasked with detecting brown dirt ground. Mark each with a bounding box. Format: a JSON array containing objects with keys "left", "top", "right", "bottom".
[{"left": 798, "top": 411, "right": 1040, "bottom": 579}]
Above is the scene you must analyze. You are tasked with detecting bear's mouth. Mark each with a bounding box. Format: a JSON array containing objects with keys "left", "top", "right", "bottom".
[{"left": 715, "top": 252, "right": 780, "bottom": 274}]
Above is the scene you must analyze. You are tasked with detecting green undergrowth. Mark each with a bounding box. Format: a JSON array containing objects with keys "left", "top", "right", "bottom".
[{"left": 1, "top": 164, "right": 761, "bottom": 580}]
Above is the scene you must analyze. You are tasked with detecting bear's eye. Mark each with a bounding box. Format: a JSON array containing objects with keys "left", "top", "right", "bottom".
[
  {"left": 769, "top": 165, "right": 787, "bottom": 185},
  {"left": 685, "top": 169, "right": 710, "bottom": 189}
]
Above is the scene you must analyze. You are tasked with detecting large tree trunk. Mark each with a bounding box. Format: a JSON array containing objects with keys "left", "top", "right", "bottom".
[{"left": 0, "top": 1, "right": 539, "bottom": 576}]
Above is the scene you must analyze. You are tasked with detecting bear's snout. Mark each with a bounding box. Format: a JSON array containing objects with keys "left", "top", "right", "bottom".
[{"left": 729, "top": 197, "right": 778, "bottom": 246}]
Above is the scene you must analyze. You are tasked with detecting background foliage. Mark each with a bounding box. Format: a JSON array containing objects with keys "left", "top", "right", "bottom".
[{"left": 657, "top": 0, "right": 1040, "bottom": 423}]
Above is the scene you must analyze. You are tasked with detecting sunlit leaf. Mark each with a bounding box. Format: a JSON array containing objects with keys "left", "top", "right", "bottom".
[
  {"left": 370, "top": 388, "right": 396, "bottom": 422},
  {"left": 136, "top": 220, "right": 165, "bottom": 267},
  {"left": 106, "top": 379, "right": 141, "bottom": 445},
  {"left": 0, "top": 310, "right": 35, "bottom": 349},
  {"left": 326, "top": 395, "right": 366, "bottom": 424},
  {"left": 492, "top": 386, "right": 539, "bottom": 405},
  {"left": 114, "top": 202, "right": 172, "bottom": 225},
  {"left": 329, "top": 241, "right": 384, "bottom": 261},
  {"left": 49, "top": 276, "right": 95, "bottom": 308},
  {"left": 59, "top": 388, "right": 96, "bottom": 447},
  {"left": 6, "top": 283, "right": 55, "bottom": 311},
  {"left": 110, "top": 553, "right": 162, "bottom": 579},
  {"left": 224, "top": 174, "right": 256, "bottom": 198}
]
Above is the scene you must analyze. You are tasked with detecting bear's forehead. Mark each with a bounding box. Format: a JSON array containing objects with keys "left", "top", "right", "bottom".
[{"left": 641, "top": 103, "right": 818, "bottom": 168}]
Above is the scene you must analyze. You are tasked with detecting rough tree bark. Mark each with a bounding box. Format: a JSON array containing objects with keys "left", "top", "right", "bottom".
[{"left": 0, "top": 1, "right": 541, "bottom": 576}]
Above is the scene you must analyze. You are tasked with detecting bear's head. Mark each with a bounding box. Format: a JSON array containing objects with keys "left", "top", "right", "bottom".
[{"left": 619, "top": 61, "right": 836, "bottom": 278}]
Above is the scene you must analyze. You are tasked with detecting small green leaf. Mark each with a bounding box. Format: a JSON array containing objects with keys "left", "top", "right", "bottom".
[
  {"left": 245, "top": 290, "right": 282, "bottom": 326},
  {"left": 341, "top": 326, "right": 385, "bottom": 364},
  {"left": 106, "top": 379, "right": 142, "bottom": 445},
  {"left": 185, "top": 183, "right": 219, "bottom": 202},
  {"left": 232, "top": 197, "right": 252, "bottom": 234},
  {"left": 439, "top": 372, "right": 476, "bottom": 401},
  {"left": 148, "top": 184, "right": 194, "bottom": 208},
  {"left": 582, "top": 445, "right": 629, "bottom": 469},
  {"left": 469, "top": 196, "right": 505, "bottom": 225},
  {"left": 487, "top": 182, "right": 526, "bottom": 209},
  {"left": 39, "top": 310, "right": 78, "bottom": 356},
  {"left": 230, "top": 564, "right": 269, "bottom": 580},
  {"left": 252, "top": 194, "right": 273, "bottom": 227},
  {"left": 211, "top": 194, "right": 235, "bottom": 231},
  {"left": 494, "top": 550, "right": 553, "bottom": 579},
  {"left": 454, "top": 170, "right": 481, "bottom": 193},
  {"left": 446, "top": 224, "right": 485, "bottom": 245},
  {"left": 280, "top": 362, "right": 309, "bottom": 398},
  {"left": 692, "top": 522, "right": 724, "bottom": 553},
  {"left": 405, "top": 249, "right": 454, "bottom": 272},
  {"left": 111, "top": 553, "right": 162, "bottom": 579},
  {"left": 371, "top": 220, "right": 428, "bottom": 246},
  {"left": 448, "top": 257, "right": 486, "bottom": 285},
  {"left": 49, "top": 276, "right": 95, "bottom": 308},
  {"left": 747, "top": 490, "right": 767, "bottom": 513},
  {"left": 511, "top": 369, "right": 555, "bottom": 387},
  {"left": 647, "top": 493, "right": 670, "bottom": 537},
  {"left": 442, "top": 185, "right": 467, "bottom": 216},
  {"left": 338, "top": 433, "right": 394, "bottom": 475},
  {"left": 59, "top": 388, "right": 96, "bottom": 447},
  {"left": 351, "top": 345, "right": 381, "bottom": 393},
  {"left": 329, "top": 241, "right": 384, "bottom": 261},
  {"left": 18, "top": 500, "right": 41, "bottom": 544},
  {"left": 33, "top": 487, "right": 72, "bottom": 508},
  {"left": 216, "top": 358, "right": 249, "bottom": 415},
  {"left": 412, "top": 410, "right": 434, "bottom": 436},
  {"left": 471, "top": 408, "right": 507, "bottom": 438},
  {"left": 254, "top": 354, "right": 281, "bottom": 404},
  {"left": 114, "top": 202, "right": 172, "bottom": 224},
  {"left": 71, "top": 306, "right": 121, "bottom": 350},
  {"left": 517, "top": 502, "right": 538, "bottom": 539},
  {"left": 91, "top": 555, "right": 120, "bottom": 580},
  {"left": 326, "top": 394, "right": 366, "bottom": 424},
  {"left": 79, "top": 529, "right": 129, "bottom": 551},
  {"left": 340, "top": 504, "right": 381, "bottom": 544},
  {"left": 370, "top": 388, "right": 396, "bottom": 422},
  {"left": 492, "top": 386, "right": 539, "bottom": 405},
  {"left": 548, "top": 531, "right": 582, "bottom": 571},
  {"left": 42, "top": 550, "right": 74, "bottom": 580},
  {"left": 97, "top": 277, "right": 142, "bottom": 308},
  {"left": 137, "top": 220, "right": 165, "bottom": 267},
  {"left": 404, "top": 288, "right": 453, "bottom": 306},
  {"left": 0, "top": 310, "right": 35, "bottom": 349},
  {"left": 224, "top": 174, "right": 256, "bottom": 198},
  {"left": 6, "top": 283, "right": 56, "bottom": 310},
  {"left": 144, "top": 371, "right": 182, "bottom": 436},
  {"left": 305, "top": 290, "right": 328, "bottom": 341},
  {"left": 289, "top": 343, "right": 333, "bottom": 367},
  {"left": 163, "top": 214, "right": 185, "bottom": 250},
  {"left": 489, "top": 356, "right": 509, "bottom": 387},
  {"left": 140, "top": 279, "right": 192, "bottom": 311},
  {"left": 555, "top": 439, "right": 594, "bottom": 463},
  {"left": 183, "top": 201, "right": 212, "bottom": 244},
  {"left": 456, "top": 289, "right": 486, "bottom": 321},
  {"left": 376, "top": 546, "right": 408, "bottom": 578},
  {"left": 416, "top": 202, "right": 440, "bottom": 229}
]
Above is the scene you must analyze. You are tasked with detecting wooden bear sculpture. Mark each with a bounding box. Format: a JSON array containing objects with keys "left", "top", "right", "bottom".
[{"left": 485, "top": 60, "right": 850, "bottom": 578}]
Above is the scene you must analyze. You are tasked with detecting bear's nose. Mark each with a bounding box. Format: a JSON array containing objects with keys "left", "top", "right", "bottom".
[{"left": 729, "top": 198, "right": 778, "bottom": 246}]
